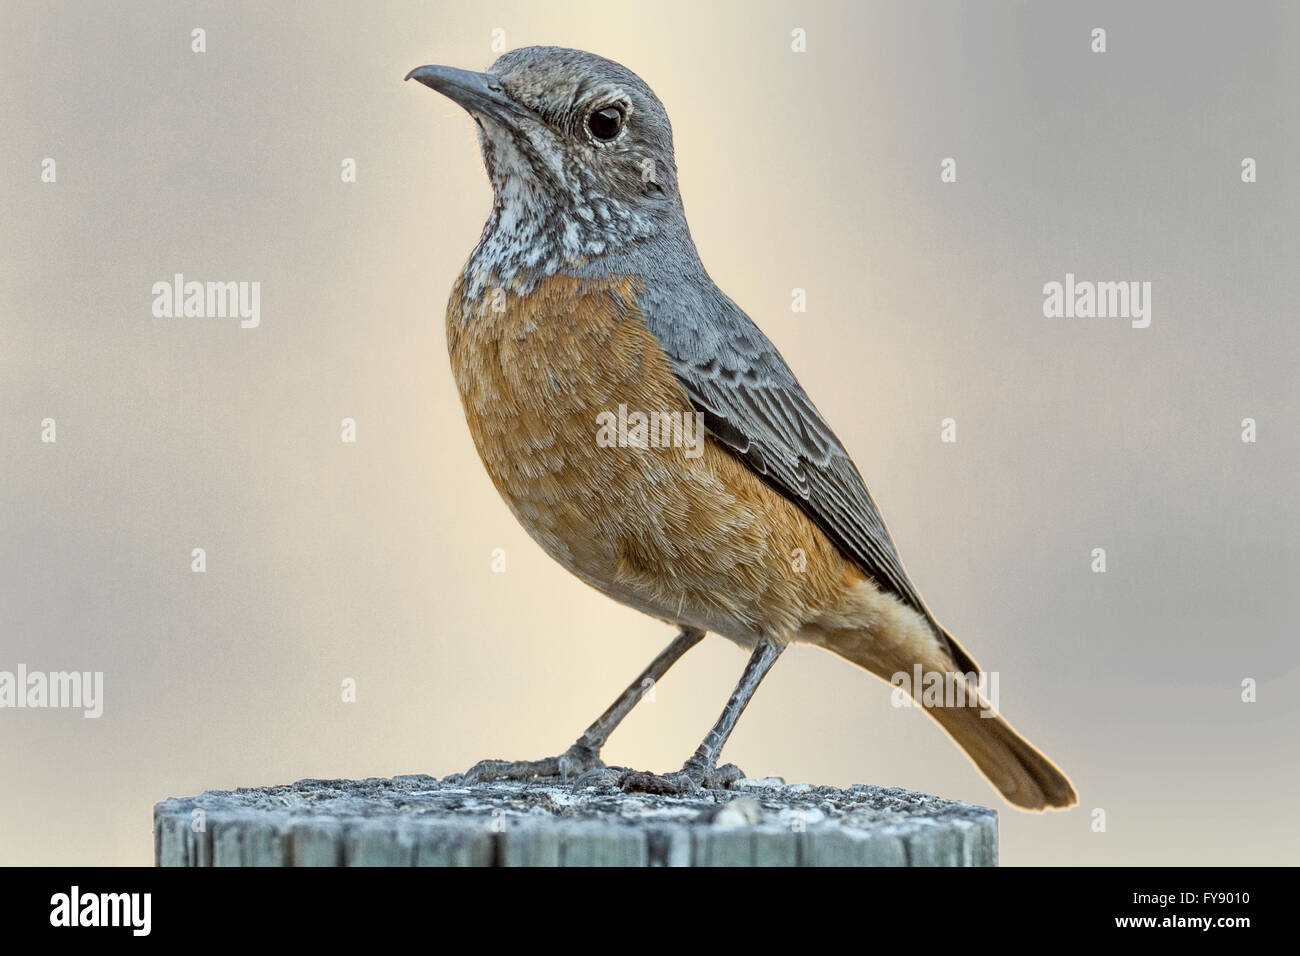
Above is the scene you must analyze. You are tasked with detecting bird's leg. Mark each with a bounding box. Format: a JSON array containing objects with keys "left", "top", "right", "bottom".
[
  {"left": 603, "top": 640, "right": 785, "bottom": 795},
  {"left": 462, "top": 626, "right": 705, "bottom": 784}
]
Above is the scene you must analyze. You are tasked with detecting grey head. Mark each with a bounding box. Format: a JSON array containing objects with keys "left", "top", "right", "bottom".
[{"left": 407, "top": 47, "right": 689, "bottom": 286}]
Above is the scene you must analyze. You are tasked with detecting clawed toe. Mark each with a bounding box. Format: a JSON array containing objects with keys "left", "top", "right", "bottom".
[
  {"left": 707, "top": 763, "right": 745, "bottom": 788},
  {"left": 463, "top": 757, "right": 559, "bottom": 785},
  {"left": 572, "top": 766, "right": 625, "bottom": 789},
  {"left": 462, "top": 743, "right": 606, "bottom": 785},
  {"left": 556, "top": 743, "right": 604, "bottom": 779},
  {"left": 618, "top": 769, "right": 699, "bottom": 794},
  {"left": 607, "top": 761, "right": 747, "bottom": 795}
]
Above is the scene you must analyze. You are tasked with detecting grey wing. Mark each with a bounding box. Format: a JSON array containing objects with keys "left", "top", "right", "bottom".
[{"left": 640, "top": 279, "right": 972, "bottom": 668}]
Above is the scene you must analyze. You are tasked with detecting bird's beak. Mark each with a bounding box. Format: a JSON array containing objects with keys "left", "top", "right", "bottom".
[{"left": 405, "top": 64, "right": 529, "bottom": 125}]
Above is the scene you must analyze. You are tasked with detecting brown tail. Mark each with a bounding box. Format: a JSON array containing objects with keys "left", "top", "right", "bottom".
[
  {"left": 822, "top": 622, "right": 1077, "bottom": 811},
  {"left": 923, "top": 692, "right": 1078, "bottom": 811}
]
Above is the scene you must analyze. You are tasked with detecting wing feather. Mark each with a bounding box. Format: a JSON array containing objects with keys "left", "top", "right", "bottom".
[{"left": 639, "top": 285, "right": 962, "bottom": 660}]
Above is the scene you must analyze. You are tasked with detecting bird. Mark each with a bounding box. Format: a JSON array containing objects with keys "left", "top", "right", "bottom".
[{"left": 406, "top": 47, "right": 1077, "bottom": 810}]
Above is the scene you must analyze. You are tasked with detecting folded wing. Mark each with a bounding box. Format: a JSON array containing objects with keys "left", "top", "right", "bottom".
[{"left": 640, "top": 280, "right": 976, "bottom": 673}]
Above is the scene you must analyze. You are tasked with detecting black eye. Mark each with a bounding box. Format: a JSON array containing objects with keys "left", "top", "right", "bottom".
[{"left": 586, "top": 106, "right": 624, "bottom": 141}]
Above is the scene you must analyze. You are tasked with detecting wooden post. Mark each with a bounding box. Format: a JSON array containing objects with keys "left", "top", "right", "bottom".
[{"left": 154, "top": 774, "right": 997, "bottom": 866}]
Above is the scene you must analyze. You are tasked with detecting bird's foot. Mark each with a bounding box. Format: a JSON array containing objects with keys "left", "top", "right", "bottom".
[
  {"left": 462, "top": 742, "right": 604, "bottom": 785},
  {"left": 575, "top": 760, "right": 745, "bottom": 794}
]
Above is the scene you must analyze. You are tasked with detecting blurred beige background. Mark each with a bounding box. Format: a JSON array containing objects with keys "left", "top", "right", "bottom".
[{"left": 2, "top": 0, "right": 1297, "bottom": 865}]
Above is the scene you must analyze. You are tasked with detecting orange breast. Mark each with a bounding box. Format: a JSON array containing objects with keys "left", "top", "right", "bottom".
[{"left": 446, "top": 272, "right": 855, "bottom": 644}]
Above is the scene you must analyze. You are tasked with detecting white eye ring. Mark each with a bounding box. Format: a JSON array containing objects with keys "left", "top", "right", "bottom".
[{"left": 586, "top": 105, "right": 625, "bottom": 142}]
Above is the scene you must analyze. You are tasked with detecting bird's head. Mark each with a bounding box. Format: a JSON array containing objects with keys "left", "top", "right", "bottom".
[{"left": 407, "top": 46, "right": 683, "bottom": 260}]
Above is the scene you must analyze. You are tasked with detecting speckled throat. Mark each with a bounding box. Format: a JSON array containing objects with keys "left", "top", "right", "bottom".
[{"left": 456, "top": 124, "right": 671, "bottom": 307}]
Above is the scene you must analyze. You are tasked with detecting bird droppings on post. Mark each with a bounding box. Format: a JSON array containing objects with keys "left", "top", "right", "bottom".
[{"left": 154, "top": 774, "right": 998, "bottom": 866}]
